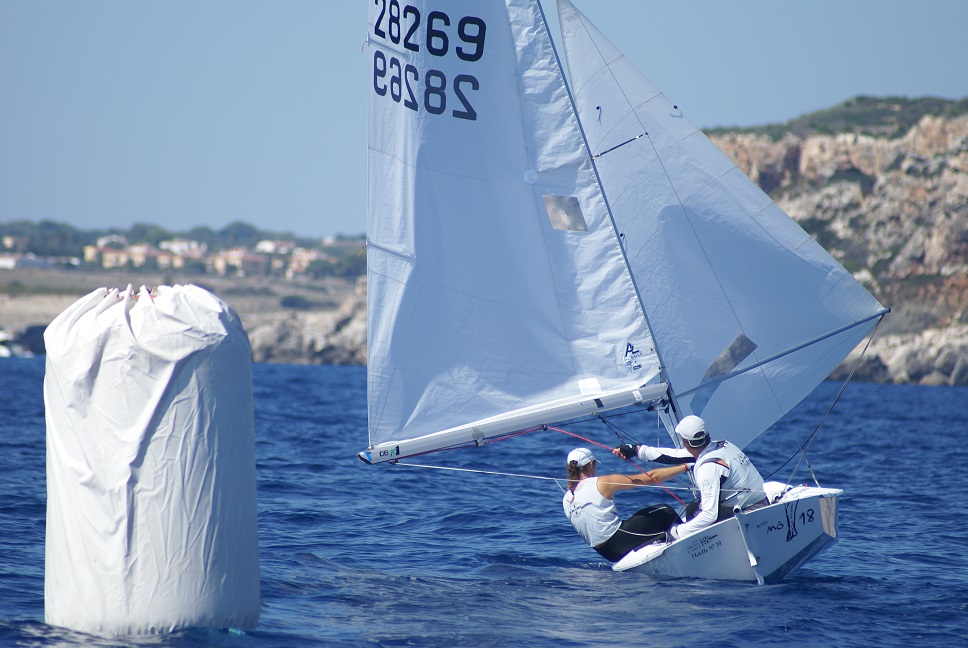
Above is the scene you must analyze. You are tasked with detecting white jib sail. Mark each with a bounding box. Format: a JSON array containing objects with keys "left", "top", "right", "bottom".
[
  {"left": 557, "top": 0, "right": 887, "bottom": 449},
  {"left": 364, "top": 0, "right": 661, "bottom": 461}
]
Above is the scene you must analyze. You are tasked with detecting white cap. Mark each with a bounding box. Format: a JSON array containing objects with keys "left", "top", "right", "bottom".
[
  {"left": 675, "top": 415, "right": 708, "bottom": 443},
  {"left": 567, "top": 447, "right": 596, "bottom": 467}
]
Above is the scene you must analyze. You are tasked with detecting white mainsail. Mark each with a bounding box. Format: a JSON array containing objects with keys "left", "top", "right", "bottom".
[
  {"left": 362, "top": 0, "right": 887, "bottom": 463},
  {"left": 556, "top": 0, "right": 887, "bottom": 449},
  {"left": 364, "top": 0, "right": 661, "bottom": 462}
]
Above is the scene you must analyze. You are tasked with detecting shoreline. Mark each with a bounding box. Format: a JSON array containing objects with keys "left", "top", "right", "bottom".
[{"left": 3, "top": 267, "right": 967, "bottom": 385}]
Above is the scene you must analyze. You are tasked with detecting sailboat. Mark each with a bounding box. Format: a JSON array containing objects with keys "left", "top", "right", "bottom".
[{"left": 359, "top": 0, "right": 888, "bottom": 583}]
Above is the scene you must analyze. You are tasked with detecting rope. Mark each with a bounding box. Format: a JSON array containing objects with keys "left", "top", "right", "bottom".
[
  {"left": 546, "top": 425, "right": 615, "bottom": 451},
  {"left": 393, "top": 461, "right": 696, "bottom": 493},
  {"left": 394, "top": 462, "right": 562, "bottom": 483},
  {"left": 546, "top": 426, "right": 689, "bottom": 506},
  {"left": 771, "top": 316, "right": 885, "bottom": 487}
]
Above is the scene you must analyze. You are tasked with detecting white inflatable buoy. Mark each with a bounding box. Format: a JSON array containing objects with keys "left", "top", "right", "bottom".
[{"left": 44, "top": 284, "right": 261, "bottom": 634}]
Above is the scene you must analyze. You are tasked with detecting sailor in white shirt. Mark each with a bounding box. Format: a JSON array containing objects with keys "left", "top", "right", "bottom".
[
  {"left": 562, "top": 447, "right": 688, "bottom": 561},
  {"left": 613, "top": 415, "right": 767, "bottom": 540}
]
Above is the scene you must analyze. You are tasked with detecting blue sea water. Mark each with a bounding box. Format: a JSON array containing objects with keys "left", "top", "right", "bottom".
[{"left": 1, "top": 356, "right": 966, "bottom": 647}]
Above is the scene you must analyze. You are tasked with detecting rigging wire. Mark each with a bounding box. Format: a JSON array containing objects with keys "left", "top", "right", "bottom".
[
  {"left": 387, "top": 418, "right": 692, "bottom": 506},
  {"left": 769, "top": 317, "right": 885, "bottom": 487},
  {"left": 391, "top": 461, "right": 695, "bottom": 493},
  {"left": 545, "top": 425, "right": 688, "bottom": 506}
]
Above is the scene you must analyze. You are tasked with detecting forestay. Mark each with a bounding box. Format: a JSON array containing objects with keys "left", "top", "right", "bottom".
[
  {"left": 364, "top": 0, "right": 663, "bottom": 462},
  {"left": 556, "top": 0, "right": 887, "bottom": 449}
]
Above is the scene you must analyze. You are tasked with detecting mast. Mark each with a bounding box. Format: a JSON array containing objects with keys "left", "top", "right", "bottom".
[{"left": 362, "top": 0, "right": 668, "bottom": 463}]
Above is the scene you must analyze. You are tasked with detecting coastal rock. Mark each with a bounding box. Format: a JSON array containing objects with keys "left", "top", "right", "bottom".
[
  {"left": 4, "top": 112, "right": 966, "bottom": 385},
  {"left": 245, "top": 278, "right": 366, "bottom": 365},
  {"left": 835, "top": 323, "right": 968, "bottom": 386},
  {"left": 712, "top": 114, "right": 968, "bottom": 286}
]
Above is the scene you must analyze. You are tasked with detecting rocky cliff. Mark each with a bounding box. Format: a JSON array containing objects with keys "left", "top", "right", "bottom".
[
  {"left": 714, "top": 114, "right": 968, "bottom": 289},
  {"left": 248, "top": 110, "right": 968, "bottom": 384},
  {"left": 3, "top": 104, "right": 966, "bottom": 385},
  {"left": 245, "top": 277, "right": 367, "bottom": 366},
  {"left": 712, "top": 111, "right": 968, "bottom": 385}
]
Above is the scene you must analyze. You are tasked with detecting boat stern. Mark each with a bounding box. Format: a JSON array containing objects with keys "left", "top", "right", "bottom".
[
  {"left": 744, "top": 485, "right": 843, "bottom": 583},
  {"left": 612, "top": 484, "right": 843, "bottom": 583}
]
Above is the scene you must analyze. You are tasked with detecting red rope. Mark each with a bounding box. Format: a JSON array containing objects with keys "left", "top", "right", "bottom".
[
  {"left": 481, "top": 427, "right": 540, "bottom": 446},
  {"left": 392, "top": 424, "right": 687, "bottom": 506},
  {"left": 547, "top": 426, "right": 615, "bottom": 451},
  {"left": 547, "top": 426, "right": 687, "bottom": 506}
]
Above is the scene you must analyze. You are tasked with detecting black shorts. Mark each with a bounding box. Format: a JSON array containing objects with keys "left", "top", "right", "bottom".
[{"left": 594, "top": 503, "right": 680, "bottom": 562}]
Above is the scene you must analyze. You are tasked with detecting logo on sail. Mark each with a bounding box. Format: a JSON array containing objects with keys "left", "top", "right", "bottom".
[{"left": 624, "top": 342, "right": 643, "bottom": 373}]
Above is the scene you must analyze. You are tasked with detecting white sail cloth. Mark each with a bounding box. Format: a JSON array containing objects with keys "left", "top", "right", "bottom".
[
  {"left": 363, "top": 0, "right": 886, "bottom": 460},
  {"left": 557, "top": 0, "right": 886, "bottom": 448},
  {"left": 366, "top": 0, "right": 662, "bottom": 451},
  {"left": 44, "top": 285, "right": 260, "bottom": 634}
]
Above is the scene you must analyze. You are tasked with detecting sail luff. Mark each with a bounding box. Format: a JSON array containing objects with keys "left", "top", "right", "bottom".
[
  {"left": 364, "top": 0, "right": 664, "bottom": 457},
  {"left": 553, "top": 0, "right": 691, "bottom": 429},
  {"left": 538, "top": 0, "right": 679, "bottom": 407}
]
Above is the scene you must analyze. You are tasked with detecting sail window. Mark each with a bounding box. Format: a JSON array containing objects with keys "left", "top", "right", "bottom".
[
  {"left": 689, "top": 333, "right": 758, "bottom": 414},
  {"left": 543, "top": 195, "right": 588, "bottom": 232}
]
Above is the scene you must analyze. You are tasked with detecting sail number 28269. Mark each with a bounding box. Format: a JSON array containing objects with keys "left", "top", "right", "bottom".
[{"left": 371, "top": 0, "right": 486, "bottom": 121}]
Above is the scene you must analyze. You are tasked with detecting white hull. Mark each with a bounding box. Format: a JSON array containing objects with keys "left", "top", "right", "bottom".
[{"left": 612, "top": 483, "right": 842, "bottom": 584}]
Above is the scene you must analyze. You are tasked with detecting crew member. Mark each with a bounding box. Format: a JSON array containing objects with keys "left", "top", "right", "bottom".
[
  {"left": 563, "top": 447, "right": 687, "bottom": 562},
  {"left": 613, "top": 415, "right": 767, "bottom": 540}
]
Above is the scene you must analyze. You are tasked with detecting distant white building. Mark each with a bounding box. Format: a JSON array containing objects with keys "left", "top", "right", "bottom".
[
  {"left": 255, "top": 240, "right": 295, "bottom": 255},
  {"left": 209, "top": 248, "right": 269, "bottom": 277},
  {"left": 96, "top": 234, "right": 128, "bottom": 248},
  {"left": 0, "top": 253, "right": 53, "bottom": 270},
  {"left": 2, "top": 235, "right": 27, "bottom": 252},
  {"left": 286, "top": 247, "right": 334, "bottom": 278},
  {"left": 159, "top": 238, "right": 207, "bottom": 257}
]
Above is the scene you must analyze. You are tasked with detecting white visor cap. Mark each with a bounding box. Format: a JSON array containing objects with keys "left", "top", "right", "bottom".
[
  {"left": 675, "top": 415, "right": 708, "bottom": 442},
  {"left": 567, "top": 447, "right": 596, "bottom": 467}
]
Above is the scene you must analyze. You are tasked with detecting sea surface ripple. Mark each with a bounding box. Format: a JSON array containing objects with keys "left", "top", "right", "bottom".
[{"left": 1, "top": 358, "right": 966, "bottom": 646}]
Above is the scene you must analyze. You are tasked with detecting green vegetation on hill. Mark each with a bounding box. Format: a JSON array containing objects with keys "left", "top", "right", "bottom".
[
  {"left": 0, "top": 219, "right": 363, "bottom": 261},
  {"left": 0, "top": 220, "right": 93, "bottom": 258},
  {"left": 707, "top": 95, "right": 968, "bottom": 141}
]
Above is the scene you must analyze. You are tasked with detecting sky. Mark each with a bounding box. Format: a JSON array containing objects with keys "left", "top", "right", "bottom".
[{"left": 1, "top": 1, "right": 966, "bottom": 240}]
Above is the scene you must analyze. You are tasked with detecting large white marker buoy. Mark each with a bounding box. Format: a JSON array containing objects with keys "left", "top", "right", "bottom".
[{"left": 44, "top": 284, "right": 261, "bottom": 634}]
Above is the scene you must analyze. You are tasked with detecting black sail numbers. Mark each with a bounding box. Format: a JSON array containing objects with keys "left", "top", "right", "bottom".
[{"left": 371, "top": 0, "right": 486, "bottom": 121}]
